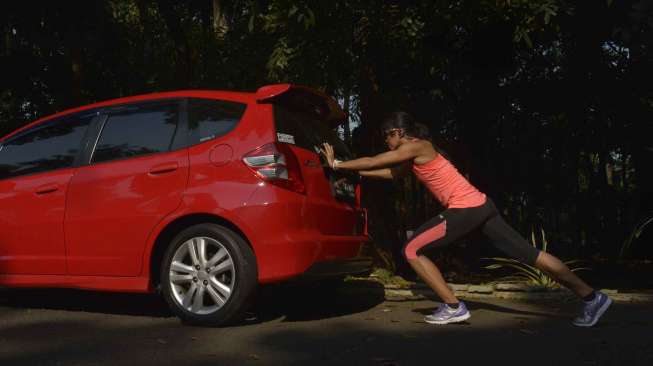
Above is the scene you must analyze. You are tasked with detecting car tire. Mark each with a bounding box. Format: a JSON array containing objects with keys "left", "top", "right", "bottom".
[{"left": 160, "top": 223, "right": 257, "bottom": 326}]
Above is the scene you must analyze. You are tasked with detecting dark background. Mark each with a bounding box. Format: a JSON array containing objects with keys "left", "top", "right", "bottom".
[{"left": 1, "top": 1, "right": 652, "bottom": 271}]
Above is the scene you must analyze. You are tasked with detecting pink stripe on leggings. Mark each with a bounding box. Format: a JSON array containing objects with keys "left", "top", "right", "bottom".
[{"left": 404, "top": 221, "right": 447, "bottom": 259}]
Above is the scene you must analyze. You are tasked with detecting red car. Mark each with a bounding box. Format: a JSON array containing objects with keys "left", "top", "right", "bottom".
[{"left": 0, "top": 84, "right": 370, "bottom": 325}]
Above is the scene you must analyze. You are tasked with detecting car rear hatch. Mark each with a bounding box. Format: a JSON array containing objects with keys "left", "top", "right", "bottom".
[{"left": 256, "top": 85, "right": 366, "bottom": 236}]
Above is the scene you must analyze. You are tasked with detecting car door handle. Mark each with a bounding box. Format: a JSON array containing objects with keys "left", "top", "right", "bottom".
[
  {"left": 149, "top": 162, "right": 179, "bottom": 175},
  {"left": 34, "top": 184, "right": 58, "bottom": 195}
]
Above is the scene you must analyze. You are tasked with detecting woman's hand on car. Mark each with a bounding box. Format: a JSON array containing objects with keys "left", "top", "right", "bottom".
[{"left": 320, "top": 143, "right": 336, "bottom": 168}]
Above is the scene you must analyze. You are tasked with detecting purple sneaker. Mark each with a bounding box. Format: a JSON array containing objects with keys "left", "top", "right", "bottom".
[
  {"left": 572, "top": 291, "right": 612, "bottom": 327},
  {"left": 424, "top": 302, "right": 471, "bottom": 324}
]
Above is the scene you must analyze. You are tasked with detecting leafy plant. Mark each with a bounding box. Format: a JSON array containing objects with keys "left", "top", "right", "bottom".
[
  {"left": 620, "top": 213, "right": 653, "bottom": 258},
  {"left": 369, "top": 233, "right": 396, "bottom": 273},
  {"left": 483, "top": 227, "right": 590, "bottom": 289}
]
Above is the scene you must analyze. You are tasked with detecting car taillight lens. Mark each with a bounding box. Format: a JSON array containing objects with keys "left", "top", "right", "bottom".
[{"left": 243, "top": 143, "right": 306, "bottom": 194}]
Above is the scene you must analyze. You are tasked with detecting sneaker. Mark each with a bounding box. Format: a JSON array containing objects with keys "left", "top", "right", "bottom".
[
  {"left": 424, "top": 302, "right": 471, "bottom": 325},
  {"left": 572, "top": 291, "right": 612, "bottom": 327}
]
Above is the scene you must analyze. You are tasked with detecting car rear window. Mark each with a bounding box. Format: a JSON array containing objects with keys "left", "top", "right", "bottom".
[
  {"left": 273, "top": 105, "right": 352, "bottom": 159},
  {"left": 188, "top": 98, "right": 247, "bottom": 145}
]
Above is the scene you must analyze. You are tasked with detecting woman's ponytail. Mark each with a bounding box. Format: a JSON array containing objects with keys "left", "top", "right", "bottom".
[{"left": 411, "top": 122, "right": 431, "bottom": 140}]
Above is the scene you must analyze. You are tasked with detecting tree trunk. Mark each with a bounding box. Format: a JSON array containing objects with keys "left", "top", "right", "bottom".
[
  {"left": 62, "top": 5, "right": 84, "bottom": 106},
  {"left": 69, "top": 45, "right": 83, "bottom": 105},
  {"left": 3, "top": 24, "right": 10, "bottom": 57},
  {"left": 342, "top": 87, "right": 351, "bottom": 145},
  {"left": 357, "top": 63, "right": 407, "bottom": 273},
  {"left": 212, "top": 0, "right": 228, "bottom": 38},
  {"left": 155, "top": 0, "right": 192, "bottom": 86}
]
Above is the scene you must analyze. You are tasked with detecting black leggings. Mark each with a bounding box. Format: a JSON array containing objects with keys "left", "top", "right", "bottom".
[{"left": 402, "top": 198, "right": 540, "bottom": 265}]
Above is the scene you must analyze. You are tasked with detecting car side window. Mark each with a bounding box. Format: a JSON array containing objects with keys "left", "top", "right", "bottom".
[
  {"left": 92, "top": 101, "right": 180, "bottom": 164},
  {"left": 188, "top": 98, "right": 246, "bottom": 145},
  {"left": 0, "top": 113, "right": 95, "bottom": 180}
]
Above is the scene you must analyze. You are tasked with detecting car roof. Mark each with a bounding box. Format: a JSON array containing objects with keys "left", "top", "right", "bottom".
[
  {"left": 1, "top": 85, "right": 343, "bottom": 141},
  {"left": 1, "top": 90, "right": 258, "bottom": 141}
]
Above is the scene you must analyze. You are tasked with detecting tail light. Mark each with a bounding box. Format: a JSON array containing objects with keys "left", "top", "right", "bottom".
[{"left": 243, "top": 143, "right": 306, "bottom": 194}]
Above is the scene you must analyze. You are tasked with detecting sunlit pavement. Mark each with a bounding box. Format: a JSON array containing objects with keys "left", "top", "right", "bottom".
[{"left": 1, "top": 283, "right": 651, "bottom": 366}]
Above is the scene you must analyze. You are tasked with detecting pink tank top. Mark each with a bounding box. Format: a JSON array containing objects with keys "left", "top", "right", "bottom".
[{"left": 412, "top": 154, "right": 486, "bottom": 209}]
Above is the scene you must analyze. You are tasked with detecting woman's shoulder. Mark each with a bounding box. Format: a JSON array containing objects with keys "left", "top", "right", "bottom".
[
  {"left": 411, "top": 139, "right": 439, "bottom": 165},
  {"left": 405, "top": 138, "right": 435, "bottom": 151}
]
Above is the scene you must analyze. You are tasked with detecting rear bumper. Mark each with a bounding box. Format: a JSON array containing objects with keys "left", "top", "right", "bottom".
[
  {"left": 235, "top": 183, "right": 370, "bottom": 283},
  {"left": 252, "top": 233, "right": 370, "bottom": 283}
]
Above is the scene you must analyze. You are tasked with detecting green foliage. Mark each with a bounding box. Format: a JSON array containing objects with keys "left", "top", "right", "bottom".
[
  {"left": 504, "top": 0, "right": 572, "bottom": 47},
  {"left": 483, "top": 228, "right": 591, "bottom": 289},
  {"left": 367, "top": 267, "right": 414, "bottom": 287}
]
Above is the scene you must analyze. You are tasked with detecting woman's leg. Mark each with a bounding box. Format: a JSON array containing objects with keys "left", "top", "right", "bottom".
[
  {"left": 481, "top": 202, "right": 612, "bottom": 326},
  {"left": 403, "top": 203, "right": 492, "bottom": 303},
  {"left": 403, "top": 214, "right": 458, "bottom": 303},
  {"left": 534, "top": 251, "right": 593, "bottom": 298},
  {"left": 481, "top": 212, "right": 593, "bottom": 298},
  {"left": 408, "top": 256, "right": 458, "bottom": 303}
]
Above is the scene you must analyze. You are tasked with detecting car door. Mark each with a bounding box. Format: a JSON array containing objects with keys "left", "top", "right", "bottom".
[
  {"left": 0, "top": 112, "right": 96, "bottom": 275},
  {"left": 64, "top": 99, "right": 189, "bottom": 276}
]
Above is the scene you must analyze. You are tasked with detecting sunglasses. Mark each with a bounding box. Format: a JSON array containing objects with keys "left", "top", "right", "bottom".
[{"left": 383, "top": 128, "right": 403, "bottom": 138}]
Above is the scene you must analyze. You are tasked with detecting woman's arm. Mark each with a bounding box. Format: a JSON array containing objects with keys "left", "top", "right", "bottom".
[
  {"left": 321, "top": 143, "right": 421, "bottom": 171},
  {"left": 359, "top": 168, "right": 392, "bottom": 179},
  {"left": 360, "top": 162, "right": 411, "bottom": 180}
]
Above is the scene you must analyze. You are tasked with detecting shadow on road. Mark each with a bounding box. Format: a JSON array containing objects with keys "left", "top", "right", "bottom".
[
  {"left": 0, "top": 288, "right": 172, "bottom": 317},
  {"left": 0, "top": 280, "right": 387, "bottom": 324},
  {"left": 247, "top": 280, "right": 387, "bottom": 323}
]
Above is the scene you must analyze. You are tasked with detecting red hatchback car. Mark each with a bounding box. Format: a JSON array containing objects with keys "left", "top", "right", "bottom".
[{"left": 0, "top": 84, "right": 370, "bottom": 325}]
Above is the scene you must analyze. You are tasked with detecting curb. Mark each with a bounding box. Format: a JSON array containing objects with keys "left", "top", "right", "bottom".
[{"left": 378, "top": 283, "right": 653, "bottom": 303}]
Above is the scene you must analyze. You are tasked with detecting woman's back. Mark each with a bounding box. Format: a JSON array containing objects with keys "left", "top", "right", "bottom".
[{"left": 412, "top": 153, "right": 486, "bottom": 209}]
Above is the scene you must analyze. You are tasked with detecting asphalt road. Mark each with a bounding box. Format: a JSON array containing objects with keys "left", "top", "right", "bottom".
[{"left": 1, "top": 282, "right": 651, "bottom": 366}]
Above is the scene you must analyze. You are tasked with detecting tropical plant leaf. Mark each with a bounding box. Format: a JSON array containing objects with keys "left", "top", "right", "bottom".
[{"left": 482, "top": 258, "right": 543, "bottom": 279}]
